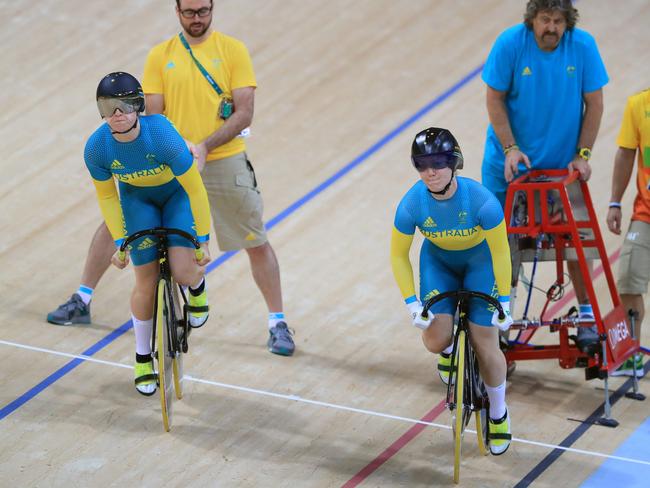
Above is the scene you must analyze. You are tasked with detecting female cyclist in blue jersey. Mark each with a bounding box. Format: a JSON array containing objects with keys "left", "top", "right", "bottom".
[
  {"left": 85, "top": 72, "right": 212, "bottom": 396},
  {"left": 390, "top": 127, "right": 513, "bottom": 455}
]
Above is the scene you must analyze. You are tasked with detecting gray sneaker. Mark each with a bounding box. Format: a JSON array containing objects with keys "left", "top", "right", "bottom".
[
  {"left": 47, "top": 294, "right": 91, "bottom": 325},
  {"left": 267, "top": 322, "right": 295, "bottom": 356}
]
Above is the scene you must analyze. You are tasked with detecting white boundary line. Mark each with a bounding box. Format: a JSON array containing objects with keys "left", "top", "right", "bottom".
[{"left": 2, "top": 338, "right": 650, "bottom": 467}]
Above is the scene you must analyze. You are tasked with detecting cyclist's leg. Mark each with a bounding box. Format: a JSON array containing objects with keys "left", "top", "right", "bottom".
[
  {"left": 131, "top": 261, "right": 159, "bottom": 395},
  {"left": 469, "top": 322, "right": 510, "bottom": 454},
  {"left": 464, "top": 254, "right": 511, "bottom": 454},
  {"left": 169, "top": 247, "right": 204, "bottom": 286},
  {"left": 419, "top": 241, "right": 459, "bottom": 353},
  {"left": 122, "top": 185, "right": 163, "bottom": 394},
  {"left": 164, "top": 188, "right": 209, "bottom": 327},
  {"left": 468, "top": 324, "right": 506, "bottom": 387},
  {"left": 419, "top": 242, "right": 461, "bottom": 382}
]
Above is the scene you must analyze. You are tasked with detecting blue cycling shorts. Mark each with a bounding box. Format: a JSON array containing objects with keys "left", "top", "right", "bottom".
[
  {"left": 419, "top": 239, "right": 498, "bottom": 326},
  {"left": 119, "top": 179, "right": 198, "bottom": 265}
]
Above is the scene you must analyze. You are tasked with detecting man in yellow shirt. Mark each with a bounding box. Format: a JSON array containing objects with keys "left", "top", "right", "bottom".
[
  {"left": 606, "top": 88, "right": 650, "bottom": 377},
  {"left": 47, "top": 0, "right": 295, "bottom": 357}
]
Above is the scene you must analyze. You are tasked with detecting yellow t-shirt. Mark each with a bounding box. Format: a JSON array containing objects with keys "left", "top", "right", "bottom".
[
  {"left": 616, "top": 88, "right": 650, "bottom": 224},
  {"left": 142, "top": 31, "right": 257, "bottom": 161}
]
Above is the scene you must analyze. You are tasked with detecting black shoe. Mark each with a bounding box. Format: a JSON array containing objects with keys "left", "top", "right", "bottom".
[{"left": 576, "top": 325, "right": 599, "bottom": 355}]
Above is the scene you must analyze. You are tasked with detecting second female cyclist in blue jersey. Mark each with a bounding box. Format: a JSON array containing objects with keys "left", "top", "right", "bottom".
[
  {"left": 85, "top": 72, "right": 212, "bottom": 397},
  {"left": 390, "top": 127, "right": 513, "bottom": 455}
]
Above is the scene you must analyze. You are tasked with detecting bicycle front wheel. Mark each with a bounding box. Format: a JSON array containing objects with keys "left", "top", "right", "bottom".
[
  {"left": 452, "top": 329, "right": 466, "bottom": 484},
  {"left": 155, "top": 278, "right": 174, "bottom": 432}
]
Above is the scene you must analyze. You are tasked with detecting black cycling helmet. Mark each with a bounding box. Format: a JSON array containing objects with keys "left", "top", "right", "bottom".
[
  {"left": 96, "top": 72, "right": 145, "bottom": 119},
  {"left": 411, "top": 127, "right": 464, "bottom": 172}
]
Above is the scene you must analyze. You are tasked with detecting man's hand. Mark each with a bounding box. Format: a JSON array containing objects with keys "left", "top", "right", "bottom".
[
  {"left": 504, "top": 148, "right": 531, "bottom": 182},
  {"left": 568, "top": 156, "right": 592, "bottom": 181},
  {"left": 189, "top": 142, "right": 209, "bottom": 173},
  {"left": 407, "top": 301, "right": 435, "bottom": 330},
  {"left": 606, "top": 207, "right": 622, "bottom": 235}
]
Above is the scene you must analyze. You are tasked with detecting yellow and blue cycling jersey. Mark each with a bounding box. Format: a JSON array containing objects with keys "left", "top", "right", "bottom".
[
  {"left": 84, "top": 114, "right": 211, "bottom": 265},
  {"left": 390, "top": 176, "right": 511, "bottom": 326}
]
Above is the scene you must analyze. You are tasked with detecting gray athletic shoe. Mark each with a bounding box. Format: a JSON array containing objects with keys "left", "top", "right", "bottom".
[
  {"left": 267, "top": 322, "right": 295, "bottom": 356},
  {"left": 47, "top": 294, "right": 91, "bottom": 325}
]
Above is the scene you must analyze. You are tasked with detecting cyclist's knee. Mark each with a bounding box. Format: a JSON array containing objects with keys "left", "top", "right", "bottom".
[
  {"left": 422, "top": 328, "right": 451, "bottom": 354},
  {"left": 168, "top": 248, "right": 203, "bottom": 285}
]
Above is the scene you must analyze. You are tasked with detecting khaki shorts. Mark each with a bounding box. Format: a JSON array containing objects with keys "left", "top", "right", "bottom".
[
  {"left": 617, "top": 220, "right": 650, "bottom": 295},
  {"left": 202, "top": 152, "right": 267, "bottom": 251}
]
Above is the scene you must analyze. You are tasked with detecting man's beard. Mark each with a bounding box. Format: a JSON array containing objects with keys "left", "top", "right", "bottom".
[{"left": 184, "top": 19, "right": 211, "bottom": 38}]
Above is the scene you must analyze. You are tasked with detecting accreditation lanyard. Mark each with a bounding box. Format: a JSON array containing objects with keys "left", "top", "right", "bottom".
[{"left": 179, "top": 32, "right": 224, "bottom": 96}]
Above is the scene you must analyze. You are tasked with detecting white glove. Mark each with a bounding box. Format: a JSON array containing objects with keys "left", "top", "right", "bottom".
[
  {"left": 407, "top": 301, "right": 435, "bottom": 330},
  {"left": 491, "top": 298, "right": 513, "bottom": 331}
]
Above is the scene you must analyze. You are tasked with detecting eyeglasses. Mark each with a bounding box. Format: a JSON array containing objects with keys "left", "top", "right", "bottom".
[
  {"left": 411, "top": 152, "right": 458, "bottom": 172},
  {"left": 179, "top": 7, "right": 212, "bottom": 18},
  {"left": 97, "top": 97, "right": 142, "bottom": 118}
]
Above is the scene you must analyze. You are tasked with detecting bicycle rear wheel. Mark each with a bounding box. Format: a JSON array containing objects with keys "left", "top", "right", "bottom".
[
  {"left": 452, "top": 330, "right": 466, "bottom": 484},
  {"left": 155, "top": 278, "right": 174, "bottom": 432}
]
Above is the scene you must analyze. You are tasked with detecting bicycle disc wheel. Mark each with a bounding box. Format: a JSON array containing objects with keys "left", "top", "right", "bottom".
[
  {"left": 453, "top": 330, "right": 466, "bottom": 484},
  {"left": 469, "top": 351, "right": 490, "bottom": 456},
  {"left": 155, "top": 278, "right": 174, "bottom": 432},
  {"left": 168, "top": 281, "right": 184, "bottom": 401}
]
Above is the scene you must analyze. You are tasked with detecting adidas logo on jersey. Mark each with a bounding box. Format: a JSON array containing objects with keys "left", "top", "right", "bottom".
[
  {"left": 137, "top": 237, "right": 157, "bottom": 251},
  {"left": 423, "top": 217, "right": 437, "bottom": 228},
  {"left": 522, "top": 66, "right": 532, "bottom": 76},
  {"left": 111, "top": 160, "right": 125, "bottom": 170}
]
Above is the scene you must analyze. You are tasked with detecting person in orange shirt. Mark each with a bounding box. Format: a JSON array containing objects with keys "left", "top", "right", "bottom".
[{"left": 606, "top": 88, "right": 650, "bottom": 377}]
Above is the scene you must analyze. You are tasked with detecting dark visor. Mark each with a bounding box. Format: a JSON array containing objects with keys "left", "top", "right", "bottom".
[
  {"left": 411, "top": 152, "right": 457, "bottom": 172},
  {"left": 97, "top": 96, "right": 141, "bottom": 118}
]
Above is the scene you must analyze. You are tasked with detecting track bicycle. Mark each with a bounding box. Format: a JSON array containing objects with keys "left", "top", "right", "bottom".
[
  {"left": 422, "top": 290, "right": 506, "bottom": 484},
  {"left": 120, "top": 227, "right": 205, "bottom": 432}
]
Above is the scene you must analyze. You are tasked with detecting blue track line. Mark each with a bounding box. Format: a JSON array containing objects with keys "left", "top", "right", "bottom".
[
  {"left": 0, "top": 63, "right": 484, "bottom": 422},
  {"left": 515, "top": 362, "right": 650, "bottom": 487}
]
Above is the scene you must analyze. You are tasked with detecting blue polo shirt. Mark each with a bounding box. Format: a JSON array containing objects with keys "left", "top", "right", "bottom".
[{"left": 481, "top": 24, "right": 608, "bottom": 174}]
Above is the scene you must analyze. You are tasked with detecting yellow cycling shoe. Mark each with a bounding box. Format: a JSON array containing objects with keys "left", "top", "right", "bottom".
[
  {"left": 437, "top": 352, "right": 453, "bottom": 385},
  {"left": 488, "top": 408, "right": 512, "bottom": 455},
  {"left": 134, "top": 360, "right": 157, "bottom": 396},
  {"left": 188, "top": 288, "right": 209, "bottom": 328}
]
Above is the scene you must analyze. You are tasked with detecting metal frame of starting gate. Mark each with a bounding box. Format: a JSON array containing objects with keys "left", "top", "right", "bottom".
[{"left": 503, "top": 169, "right": 645, "bottom": 426}]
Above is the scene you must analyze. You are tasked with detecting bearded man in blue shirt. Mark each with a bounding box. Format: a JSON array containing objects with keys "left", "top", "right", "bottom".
[{"left": 481, "top": 0, "right": 609, "bottom": 353}]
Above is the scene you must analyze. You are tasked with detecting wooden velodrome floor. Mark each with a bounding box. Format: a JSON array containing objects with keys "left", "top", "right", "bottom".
[{"left": 1, "top": 1, "right": 650, "bottom": 486}]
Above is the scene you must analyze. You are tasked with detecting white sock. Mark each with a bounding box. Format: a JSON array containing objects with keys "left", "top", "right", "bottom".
[
  {"left": 132, "top": 315, "right": 153, "bottom": 356},
  {"left": 442, "top": 344, "right": 454, "bottom": 355},
  {"left": 268, "top": 312, "right": 285, "bottom": 329},
  {"left": 77, "top": 285, "right": 94, "bottom": 305},
  {"left": 486, "top": 381, "right": 507, "bottom": 420}
]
